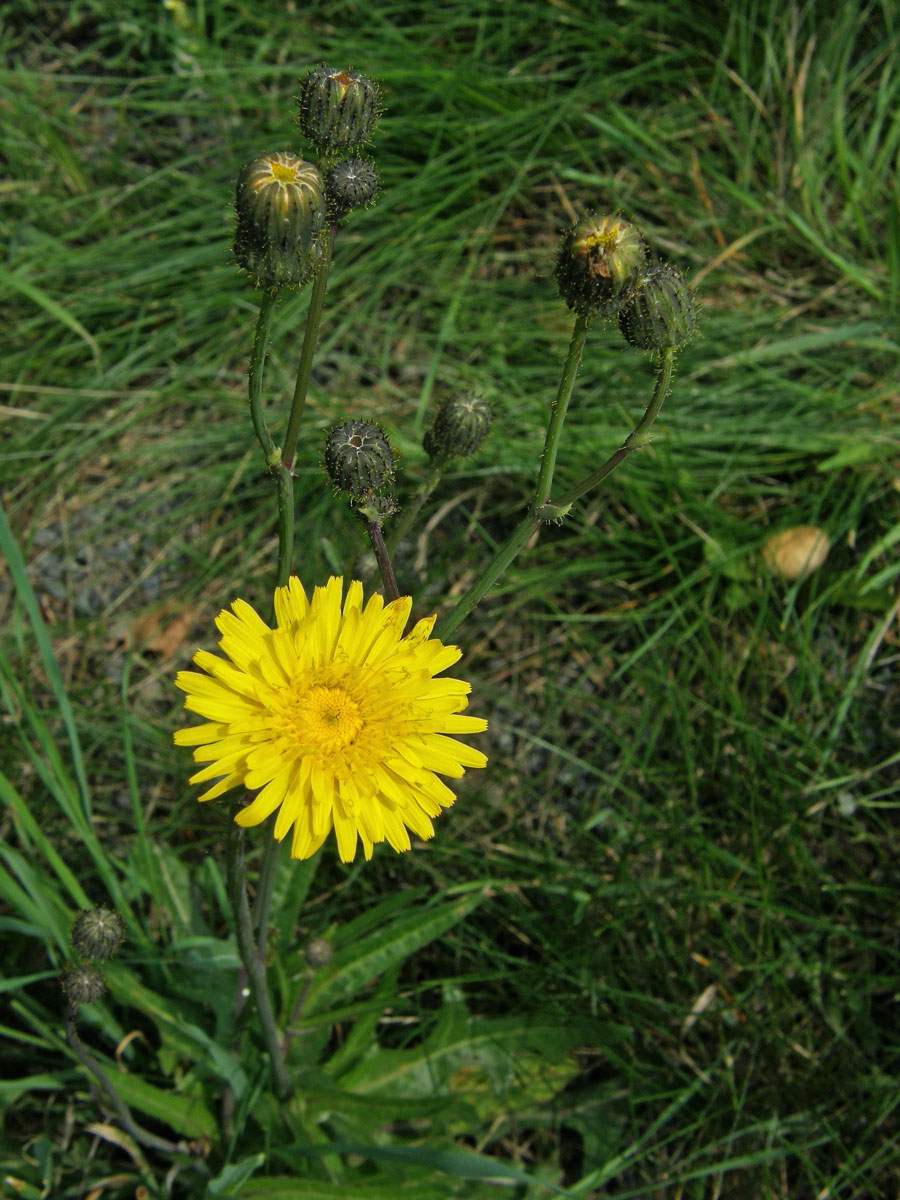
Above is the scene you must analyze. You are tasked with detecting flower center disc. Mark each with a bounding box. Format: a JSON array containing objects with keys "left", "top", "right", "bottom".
[
  {"left": 296, "top": 685, "right": 364, "bottom": 753},
  {"left": 269, "top": 160, "right": 298, "bottom": 184}
]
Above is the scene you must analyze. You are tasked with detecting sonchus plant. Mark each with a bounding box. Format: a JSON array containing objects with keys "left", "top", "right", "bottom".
[
  {"left": 172, "top": 63, "right": 699, "bottom": 1102},
  {"left": 42, "top": 64, "right": 699, "bottom": 1194}
]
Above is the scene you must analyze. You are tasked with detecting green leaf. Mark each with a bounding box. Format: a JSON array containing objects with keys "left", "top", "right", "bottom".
[
  {"left": 205, "top": 1152, "right": 266, "bottom": 1195},
  {"left": 305, "top": 892, "right": 481, "bottom": 1016},
  {"left": 341, "top": 1010, "right": 603, "bottom": 1097},
  {"left": 87, "top": 1052, "right": 217, "bottom": 1140},
  {"left": 103, "top": 963, "right": 248, "bottom": 1096},
  {"left": 278, "top": 1141, "right": 567, "bottom": 1196},
  {"left": 0, "top": 265, "right": 101, "bottom": 364},
  {"left": 817, "top": 441, "right": 895, "bottom": 471},
  {"left": 233, "top": 1178, "right": 449, "bottom": 1200},
  {"left": 0, "top": 499, "right": 91, "bottom": 813}
]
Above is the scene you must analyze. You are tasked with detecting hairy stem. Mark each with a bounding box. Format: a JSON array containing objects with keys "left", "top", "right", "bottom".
[
  {"left": 282, "top": 222, "right": 337, "bottom": 472},
  {"left": 437, "top": 344, "right": 677, "bottom": 639},
  {"left": 366, "top": 520, "right": 400, "bottom": 602},
  {"left": 231, "top": 826, "right": 292, "bottom": 1099},
  {"left": 554, "top": 348, "right": 675, "bottom": 509},
  {"left": 65, "top": 1006, "right": 198, "bottom": 1161},
  {"left": 248, "top": 287, "right": 281, "bottom": 460}
]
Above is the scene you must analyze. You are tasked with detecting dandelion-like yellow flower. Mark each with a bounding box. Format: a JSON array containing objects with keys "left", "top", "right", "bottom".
[{"left": 174, "top": 577, "right": 487, "bottom": 863}]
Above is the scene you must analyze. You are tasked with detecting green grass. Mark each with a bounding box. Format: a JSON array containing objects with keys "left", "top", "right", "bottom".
[{"left": 2, "top": 0, "right": 900, "bottom": 1196}]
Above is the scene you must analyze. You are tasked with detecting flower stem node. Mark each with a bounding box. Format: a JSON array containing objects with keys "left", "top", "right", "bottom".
[
  {"left": 325, "top": 158, "right": 378, "bottom": 220},
  {"left": 70, "top": 907, "right": 126, "bottom": 961},
  {"left": 297, "top": 67, "right": 380, "bottom": 152},
  {"left": 618, "top": 263, "right": 699, "bottom": 353},
  {"left": 555, "top": 213, "right": 646, "bottom": 319},
  {"left": 423, "top": 392, "right": 493, "bottom": 462},
  {"left": 535, "top": 501, "right": 572, "bottom": 524},
  {"left": 324, "top": 421, "right": 395, "bottom": 495},
  {"left": 625, "top": 430, "right": 654, "bottom": 450},
  {"left": 353, "top": 489, "right": 398, "bottom": 526},
  {"left": 234, "top": 152, "right": 326, "bottom": 289},
  {"left": 60, "top": 963, "right": 106, "bottom": 1008}
]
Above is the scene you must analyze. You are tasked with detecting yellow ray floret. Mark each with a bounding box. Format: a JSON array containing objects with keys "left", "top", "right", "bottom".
[{"left": 174, "top": 576, "right": 487, "bottom": 863}]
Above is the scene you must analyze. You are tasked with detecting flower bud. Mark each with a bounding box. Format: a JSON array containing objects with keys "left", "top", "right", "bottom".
[
  {"left": 423, "top": 392, "right": 493, "bottom": 462},
  {"left": 304, "top": 937, "right": 334, "bottom": 968},
  {"left": 60, "top": 963, "right": 106, "bottom": 1007},
  {"left": 234, "top": 152, "right": 326, "bottom": 288},
  {"left": 297, "top": 67, "right": 380, "bottom": 152},
  {"left": 325, "top": 157, "right": 378, "bottom": 220},
  {"left": 70, "top": 907, "right": 125, "bottom": 961},
  {"left": 555, "top": 213, "right": 646, "bottom": 318},
  {"left": 618, "top": 263, "right": 699, "bottom": 353},
  {"left": 324, "top": 421, "right": 394, "bottom": 495}
]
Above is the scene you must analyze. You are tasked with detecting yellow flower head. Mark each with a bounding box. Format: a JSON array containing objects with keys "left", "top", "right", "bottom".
[{"left": 174, "top": 577, "right": 487, "bottom": 863}]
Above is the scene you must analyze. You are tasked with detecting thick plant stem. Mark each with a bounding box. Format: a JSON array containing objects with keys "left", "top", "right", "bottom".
[
  {"left": 436, "top": 313, "right": 588, "bottom": 639},
  {"left": 253, "top": 834, "right": 282, "bottom": 956},
  {"left": 367, "top": 521, "right": 400, "bottom": 602},
  {"left": 249, "top": 288, "right": 281, "bottom": 460},
  {"left": 533, "top": 311, "right": 590, "bottom": 505},
  {"left": 231, "top": 825, "right": 291, "bottom": 1099},
  {"left": 282, "top": 223, "right": 337, "bottom": 472},
  {"left": 554, "top": 348, "right": 675, "bottom": 509},
  {"left": 437, "top": 345, "right": 677, "bottom": 640},
  {"left": 65, "top": 1006, "right": 194, "bottom": 1159},
  {"left": 274, "top": 464, "right": 295, "bottom": 588},
  {"left": 436, "top": 511, "right": 536, "bottom": 640}
]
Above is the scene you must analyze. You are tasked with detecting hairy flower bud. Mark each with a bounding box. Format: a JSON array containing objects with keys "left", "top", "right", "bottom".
[
  {"left": 304, "top": 937, "right": 334, "bottom": 968},
  {"left": 234, "top": 152, "right": 326, "bottom": 288},
  {"left": 297, "top": 67, "right": 380, "bottom": 152},
  {"left": 555, "top": 213, "right": 646, "bottom": 318},
  {"left": 70, "top": 907, "right": 125, "bottom": 961},
  {"left": 324, "top": 421, "right": 394, "bottom": 495},
  {"left": 423, "top": 392, "right": 493, "bottom": 462},
  {"left": 60, "top": 963, "right": 106, "bottom": 1007},
  {"left": 325, "top": 157, "right": 378, "bottom": 220},
  {"left": 618, "top": 263, "right": 699, "bottom": 353}
]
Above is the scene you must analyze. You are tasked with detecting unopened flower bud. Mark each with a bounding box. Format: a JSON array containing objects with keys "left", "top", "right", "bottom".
[
  {"left": 304, "top": 937, "right": 334, "bottom": 968},
  {"left": 618, "top": 263, "right": 699, "bottom": 353},
  {"left": 555, "top": 213, "right": 646, "bottom": 318},
  {"left": 297, "top": 67, "right": 380, "bottom": 152},
  {"left": 325, "top": 158, "right": 378, "bottom": 220},
  {"left": 60, "top": 963, "right": 106, "bottom": 1007},
  {"left": 234, "top": 152, "right": 326, "bottom": 288},
  {"left": 70, "top": 907, "right": 125, "bottom": 961},
  {"left": 423, "top": 392, "right": 493, "bottom": 462},
  {"left": 324, "top": 421, "right": 394, "bottom": 495}
]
